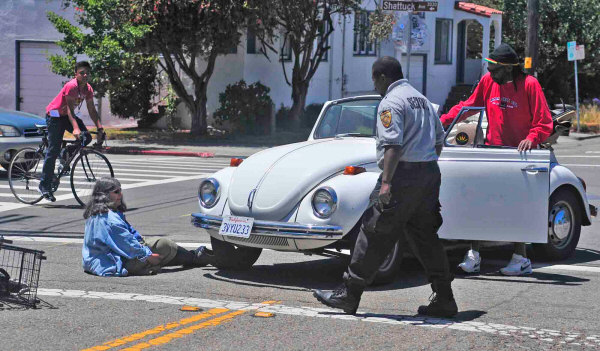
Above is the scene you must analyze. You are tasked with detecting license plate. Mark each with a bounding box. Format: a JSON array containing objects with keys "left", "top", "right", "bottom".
[{"left": 219, "top": 215, "right": 254, "bottom": 238}]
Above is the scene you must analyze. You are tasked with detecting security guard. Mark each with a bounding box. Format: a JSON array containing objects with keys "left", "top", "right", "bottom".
[{"left": 313, "top": 56, "right": 457, "bottom": 317}]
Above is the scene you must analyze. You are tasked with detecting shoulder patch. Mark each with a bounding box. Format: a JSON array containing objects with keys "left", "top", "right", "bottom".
[{"left": 380, "top": 110, "right": 392, "bottom": 128}]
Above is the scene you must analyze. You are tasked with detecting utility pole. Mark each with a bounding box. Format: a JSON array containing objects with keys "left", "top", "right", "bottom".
[{"left": 524, "top": 0, "right": 539, "bottom": 75}]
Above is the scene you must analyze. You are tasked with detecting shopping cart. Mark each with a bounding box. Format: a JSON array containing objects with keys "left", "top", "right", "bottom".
[{"left": 0, "top": 236, "right": 46, "bottom": 307}]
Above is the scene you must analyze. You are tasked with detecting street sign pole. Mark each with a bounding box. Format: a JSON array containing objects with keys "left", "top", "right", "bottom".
[
  {"left": 575, "top": 59, "right": 580, "bottom": 132},
  {"left": 405, "top": 13, "right": 412, "bottom": 80},
  {"left": 567, "top": 41, "right": 584, "bottom": 132}
]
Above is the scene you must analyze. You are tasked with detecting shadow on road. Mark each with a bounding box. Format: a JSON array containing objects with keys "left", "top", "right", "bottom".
[
  {"left": 317, "top": 309, "right": 486, "bottom": 324},
  {"left": 202, "top": 256, "right": 433, "bottom": 292}
]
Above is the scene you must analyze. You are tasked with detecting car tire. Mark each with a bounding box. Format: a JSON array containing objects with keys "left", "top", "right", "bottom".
[
  {"left": 533, "top": 188, "right": 582, "bottom": 260},
  {"left": 210, "top": 236, "right": 262, "bottom": 270},
  {"left": 371, "top": 240, "right": 403, "bottom": 285},
  {"left": 350, "top": 237, "right": 403, "bottom": 286}
]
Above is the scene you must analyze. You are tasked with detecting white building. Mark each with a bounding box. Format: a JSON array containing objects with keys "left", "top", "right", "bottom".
[{"left": 0, "top": 0, "right": 502, "bottom": 129}]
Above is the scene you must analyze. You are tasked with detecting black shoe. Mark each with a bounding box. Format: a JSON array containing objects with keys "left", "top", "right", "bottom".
[
  {"left": 417, "top": 292, "right": 458, "bottom": 318},
  {"left": 192, "top": 246, "right": 215, "bottom": 267},
  {"left": 313, "top": 284, "right": 361, "bottom": 315},
  {"left": 38, "top": 185, "right": 56, "bottom": 202}
]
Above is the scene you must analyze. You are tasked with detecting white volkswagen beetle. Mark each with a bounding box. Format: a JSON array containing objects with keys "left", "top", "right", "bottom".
[{"left": 192, "top": 96, "right": 596, "bottom": 282}]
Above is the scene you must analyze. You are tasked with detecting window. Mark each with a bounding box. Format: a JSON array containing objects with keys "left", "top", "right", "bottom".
[
  {"left": 353, "top": 11, "right": 376, "bottom": 56},
  {"left": 280, "top": 33, "right": 292, "bottom": 61},
  {"left": 247, "top": 28, "right": 256, "bottom": 54},
  {"left": 435, "top": 18, "right": 452, "bottom": 64}
]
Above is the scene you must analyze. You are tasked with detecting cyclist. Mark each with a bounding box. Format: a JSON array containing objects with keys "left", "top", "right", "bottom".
[{"left": 40, "top": 61, "right": 105, "bottom": 201}]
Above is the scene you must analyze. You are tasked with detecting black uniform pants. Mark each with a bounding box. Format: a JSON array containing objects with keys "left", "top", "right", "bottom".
[{"left": 344, "top": 161, "right": 453, "bottom": 289}]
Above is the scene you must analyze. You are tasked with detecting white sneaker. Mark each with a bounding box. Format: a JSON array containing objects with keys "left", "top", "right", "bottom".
[
  {"left": 500, "top": 254, "right": 532, "bottom": 276},
  {"left": 458, "top": 249, "right": 481, "bottom": 273}
]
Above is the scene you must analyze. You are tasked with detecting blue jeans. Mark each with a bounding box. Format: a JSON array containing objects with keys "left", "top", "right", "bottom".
[{"left": 40, "top": 114, "right": 91, "bottom": 191}]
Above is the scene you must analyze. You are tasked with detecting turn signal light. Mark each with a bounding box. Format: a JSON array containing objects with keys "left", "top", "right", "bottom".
[
  {"left": 230, "top": 158, "right": 244, "bottom": 167},
  {"left": 344, "top": 166, "right": 366, "bottom": 175}
]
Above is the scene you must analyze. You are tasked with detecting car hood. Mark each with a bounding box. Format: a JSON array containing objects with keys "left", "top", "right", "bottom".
[
  {"left": 228, "top": 138, "right": 376, "bottom": 220},
  {"left": 0, "top": 108, "right": 45, "bottom": 130}
]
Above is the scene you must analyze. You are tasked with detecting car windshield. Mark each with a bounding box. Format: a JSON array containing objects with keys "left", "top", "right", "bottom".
[{"left": 313, "top": 99, "right": 380, "bottom": 139}]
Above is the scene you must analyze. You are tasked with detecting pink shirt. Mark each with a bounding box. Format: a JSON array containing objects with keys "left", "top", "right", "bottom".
[{"left": 46, "top": 78, "right": 94, "bottom": 116}]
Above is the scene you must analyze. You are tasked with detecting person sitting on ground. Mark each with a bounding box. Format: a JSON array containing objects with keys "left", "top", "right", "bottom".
[{"left": 82, "top": 177, "right": 214, "bottom": 276}]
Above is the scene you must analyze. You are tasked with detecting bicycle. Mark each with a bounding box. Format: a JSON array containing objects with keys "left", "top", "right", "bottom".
[{"left": 7, "top": 125, "right": 114, "bottom": 207}]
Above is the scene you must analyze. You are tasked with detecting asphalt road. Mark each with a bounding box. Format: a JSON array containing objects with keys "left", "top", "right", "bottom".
[{"left": 0, "top": 139, "right": 599, "bottom": 351}]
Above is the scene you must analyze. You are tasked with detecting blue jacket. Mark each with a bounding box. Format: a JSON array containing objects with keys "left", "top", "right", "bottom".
[{"left": 82, "top": 210, "right": 152, "bottom": 276}]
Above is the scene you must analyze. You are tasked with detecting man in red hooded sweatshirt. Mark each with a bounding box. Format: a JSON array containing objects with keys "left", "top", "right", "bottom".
[{"left": 440, "top": 43, "right": 553, "bottom": 276}]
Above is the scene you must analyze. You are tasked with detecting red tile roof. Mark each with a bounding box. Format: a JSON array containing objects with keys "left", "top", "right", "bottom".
[{"left": 455, "top": 2, "right": 503, "bottom": 17}]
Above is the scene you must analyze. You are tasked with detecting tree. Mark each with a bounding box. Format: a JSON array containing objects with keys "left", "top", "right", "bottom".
[
  {"left": 257, "top": 0, "right": 360, "bottom": 129},
  {"left": 119, "top": 0, "right": 262, "bottom": 136},
  {"left": 47, "top": 0, "right": 159, "bottom": 120}
]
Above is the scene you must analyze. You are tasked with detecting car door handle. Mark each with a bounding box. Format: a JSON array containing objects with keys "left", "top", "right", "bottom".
[{"left": 521, "top": 166, "right": 548, "bottom": 173}]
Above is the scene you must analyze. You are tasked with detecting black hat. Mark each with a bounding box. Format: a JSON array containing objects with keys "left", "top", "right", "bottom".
[{"left": 485, "top": 43, "right": 519, "bottom": 65}]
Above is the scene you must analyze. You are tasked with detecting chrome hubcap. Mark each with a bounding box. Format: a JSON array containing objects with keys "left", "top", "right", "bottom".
[{"left": 549, "top": 201, "right": 573, "bottom": 249}]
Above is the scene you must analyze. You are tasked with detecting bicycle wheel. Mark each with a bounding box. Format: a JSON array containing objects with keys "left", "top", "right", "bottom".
[
  {"left": 8, "top": 148, "right": 44, "bottom": 204},
  {"left": 70, "top": 149, "right": 114, "bottom": 207}
]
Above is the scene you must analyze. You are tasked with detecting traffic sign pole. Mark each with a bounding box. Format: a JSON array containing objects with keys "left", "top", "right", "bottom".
[{"left": 575, "top": 59, "right": 580, "bottom": 132}]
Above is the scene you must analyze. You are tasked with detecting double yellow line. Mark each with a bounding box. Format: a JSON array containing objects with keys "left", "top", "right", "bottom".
[{"left": 82, "top": 301, "right": 278, "bottom": 351}]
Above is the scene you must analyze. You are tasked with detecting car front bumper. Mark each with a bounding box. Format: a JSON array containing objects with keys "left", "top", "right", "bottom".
[
  {"left": 191, "top": 212, "right": 344, "bottom": 251},
  {"left": 0, "top": 136, "right": 42, "bottom": 163}
]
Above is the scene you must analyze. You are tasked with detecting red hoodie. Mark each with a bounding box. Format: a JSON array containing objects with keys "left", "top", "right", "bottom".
[{"left": 440, "top": 73, "right": 553, "bottom": 147}]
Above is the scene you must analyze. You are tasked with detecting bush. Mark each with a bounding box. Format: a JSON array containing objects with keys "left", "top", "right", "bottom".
[
  {"left": 213, "top": 80, "right": 273, "bottom": 135},
  {"left": 302, "top": 103, "right": 324, "bottom": 128},
  {"left": 276, "top": 103, "right": 324, "bottom": 131},
  {"left": 108, "top": 55, "right": 158, "bottom": 122}
]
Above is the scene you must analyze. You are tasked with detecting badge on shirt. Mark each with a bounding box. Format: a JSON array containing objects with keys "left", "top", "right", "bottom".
[{"left": 380, "top": 110, "right": 392, "bottom": 128}]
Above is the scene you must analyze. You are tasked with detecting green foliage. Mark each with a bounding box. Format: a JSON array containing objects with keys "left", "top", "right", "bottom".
[
  {"left": 47, "top": 0, "right": 158, "bottom": 120},
  {"left": 473, "top": 0, "right": 600, "bottom": 104},
  {"left": 118, "top": 0, "right": 265, "bottom": 135},
  {"left": 213, "top": 81, "right": 273, "bottom": 135},
  {"left": 369, "top": 9, "right": 396, "bottom": 42},
  {"left": 276, "top": 103, "right": 324, "bottom": 130},
  {"left": 302, "top": 103, "right": 324, "bottom": 128},
  {"left": 108, "top": 55, "right": 158, "bottom": 120},
  {"left": 163, "top": 85, "right": 181, "bottom": 131}
]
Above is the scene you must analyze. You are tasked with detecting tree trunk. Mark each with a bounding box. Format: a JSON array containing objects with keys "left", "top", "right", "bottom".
[
  {"left": 289, "top": 81, "right": 309, "bottom": 129},
  {"left": 190, "top": 97, "right": 208, "bottom": 136}
]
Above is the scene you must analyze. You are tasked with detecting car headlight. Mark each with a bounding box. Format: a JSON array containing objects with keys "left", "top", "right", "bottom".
[
  {"left": 0, "top": 125, "right": 21, "bottom": 137},
  {"left": 198, "top": 178, "right": 220, "bottom": 208},
  {"left": 312, "top": 187, "right": 337, "bottom": 218}
]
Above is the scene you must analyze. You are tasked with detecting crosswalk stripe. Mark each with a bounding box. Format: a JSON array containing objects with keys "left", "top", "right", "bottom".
[
  {"left": 110, "top": 167, "right": 217, "bottom": 175},
  {"left": 108, "top": 161, "right": 225, "bottom": 171},
  {"left": 0, "top": 156, "right": 221, "bottom": 212}
]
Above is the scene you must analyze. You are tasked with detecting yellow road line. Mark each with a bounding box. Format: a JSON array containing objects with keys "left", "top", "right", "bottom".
[
  {"left": 119, "top": 310, "right": 247, "bottom": 351},
  {"left": 81, "top": 308, "right": 228, "bottom": 351}
]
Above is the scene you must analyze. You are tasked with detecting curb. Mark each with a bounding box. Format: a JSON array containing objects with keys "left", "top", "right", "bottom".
[
  {"left": 568, "top": 133, "right": 600, "bottom": 141},
  {"left": 104, "top": 147, "right": 214, "bottom": 158}
]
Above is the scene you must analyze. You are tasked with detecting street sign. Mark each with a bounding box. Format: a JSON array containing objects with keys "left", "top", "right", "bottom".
[
  {"left": 567, "top": 41, "right": 585, "bottom": 61},
  {"left": 382, "top": 1, "right": 438, "bottom": 12},
  {"left": 524, "top": 57, "right": 532, "bottom": 69}
]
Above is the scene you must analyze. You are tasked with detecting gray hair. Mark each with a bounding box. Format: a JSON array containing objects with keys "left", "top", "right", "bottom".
[{"left": 83, "top": 177, "right": 127, "bottom": 218}]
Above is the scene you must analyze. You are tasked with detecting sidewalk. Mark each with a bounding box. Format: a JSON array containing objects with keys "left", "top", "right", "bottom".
[
  {"left": 103, "top": 140, "right": 269, "bottom": 158},
  {"left": 101, "top": 130, "right": 600, "bottom": 159}
]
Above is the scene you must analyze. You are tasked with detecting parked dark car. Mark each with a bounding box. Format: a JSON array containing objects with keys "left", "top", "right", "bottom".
[{"left": 0, "top": 108, "right": 45, "bottom": 170}]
